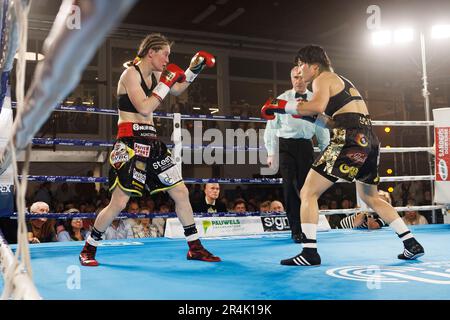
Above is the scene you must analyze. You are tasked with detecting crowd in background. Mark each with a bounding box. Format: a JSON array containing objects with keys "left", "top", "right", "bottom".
[{"left": 14, "top": 179, "right": 439, "bottom": 245}]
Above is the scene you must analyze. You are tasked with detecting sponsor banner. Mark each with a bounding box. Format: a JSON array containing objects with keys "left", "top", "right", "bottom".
[
  {"left": 0, "top": 92, "right": 13, "bottom": 186},
  {"left": 0, "top": 184, "right": 13, "bottom": 217},
  {"left": 261, "top": 214, "right": 331, "bottom": 233},
  {"left": 261, "top": 216, "right": 290, "bottom": 232},
  {"left": 1, "top": 90, "right": 14, "bottom": 216},
  {"left": 165, "top": 215, "right": 331, "bottom": 238},
  {"left": 433, "top": 108, "right": 450, "bottom": 204},
  {"left": 164, "top": 216, "right": 264, "bottom": 238}
]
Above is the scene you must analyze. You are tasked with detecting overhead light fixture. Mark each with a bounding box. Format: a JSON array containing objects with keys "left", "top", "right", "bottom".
[
  {"left": 192, "top": 5, "right": 217, "bottom": 24},
  {"left": 193, "top": 107, "right": 201, "bottom": 110},
  {"left": 393, "top": 28, "right": 414, "bottom": 44},
  {"left": 217, "top": 8, "right": 245, "bottom": 27},
  {"left": 431, "top": 24, "right": 450, "bottom": 39},
  {"left": 371, "top": 30, "right": 392, "bottom": 46},
  {"left": 14, "top": 52, "right": 45, "bottom": 61}
]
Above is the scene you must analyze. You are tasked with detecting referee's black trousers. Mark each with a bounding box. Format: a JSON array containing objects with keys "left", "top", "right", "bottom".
[{"left": 278, "top": 137, "right": 314, "bottom": 236}]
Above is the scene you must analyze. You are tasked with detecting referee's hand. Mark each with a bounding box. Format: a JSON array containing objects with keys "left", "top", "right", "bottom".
[{"left": 267, "top": 155, "right": 276, "bottom": 169}]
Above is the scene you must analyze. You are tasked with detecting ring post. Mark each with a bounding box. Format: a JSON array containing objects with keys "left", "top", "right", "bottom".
[{"left": 173, "top": 113, "right": 182, "bottom": 176}]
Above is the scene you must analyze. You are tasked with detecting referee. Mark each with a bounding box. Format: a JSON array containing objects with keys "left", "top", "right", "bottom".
[{"left": 264, "top": 66, "right": 329, "bottom": 242}]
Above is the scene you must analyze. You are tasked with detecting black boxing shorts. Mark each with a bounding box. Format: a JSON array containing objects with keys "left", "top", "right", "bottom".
[
  {"left": 312, "top": 113, "right": 380, "bottom": 185},
  {"left": 108, "top": 122, "right": 183, "bottom": 197}
]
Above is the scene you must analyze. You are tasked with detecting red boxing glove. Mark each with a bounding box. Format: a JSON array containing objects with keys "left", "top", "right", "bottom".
[
  {"left": 261, "top": 98, "right": 298, "bottom": 120},
  {"left": 152, "top": 64, "right": 186, "bottom": 102},
  {"left": 185, "top": 51, "right": 216, "bottom": 82},
  {"left": 292, "top": 98, "right": 306, "bottom": 119},
  {"left": 290, "top": 99, "right": 316, "bottom": 123}
]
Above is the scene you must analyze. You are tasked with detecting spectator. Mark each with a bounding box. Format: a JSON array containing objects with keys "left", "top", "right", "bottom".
[
  {"left": 232, "top": 199, "right": 247, "bottom": 213},
  {"left": 131, "top": 207, "right": 161, "bottom": 238},
  {"left": 152, "top": 203, "right": 171, "bottom": 236},
  {"left": 259, "top": 201, "right": 271, "bottom": 214},
  {"left": 124, "top": 200, "right": 140, "bottom": 228},
  {"left": 341, "top": 198, "right": 353, "bottom": 209},
  {"left": 329, "top": 200, "right": 338, "bottom": 210},
  {"left": 402, "top": 199, "right": 429, "bottom": 226},
  {"left": 104, "top": 218, "right": 134, "bottom": 240},
  {"left": 27, "top": 201, "right": 57, "bottom": 244},
  {"left": 57, "top": 218, "right": 88, "bottom": 242},
  {"left": 144, "top": 198, "right": 156, "bottom": 213},
  {"left": 339, "top": 190, "right": 390, "bottom": 230},
  {"left": 270, "top": 200, "right": 285, "bottom": 213},
  {"left": 56, "top": 207, "right": 80, "bottom": 234},
  {"left": 192, "top": 183, "right": 227, "bottom": 214}
]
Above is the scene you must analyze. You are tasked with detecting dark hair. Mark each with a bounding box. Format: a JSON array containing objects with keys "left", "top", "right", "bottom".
[
  {"left": 233, "top": 198, "right": 247, "bottom": 210},
  {"left": 260, "top": 200, "right": 271, "bottom": 208},
  {"left": 126, "top": 33, "right": 172, "bottom": 67},
  {"left": 295, "top": 45, "right": 332, "bottom": 72},
  {"left": 62, "top": 219, "right": 82, "bottom": 241}
]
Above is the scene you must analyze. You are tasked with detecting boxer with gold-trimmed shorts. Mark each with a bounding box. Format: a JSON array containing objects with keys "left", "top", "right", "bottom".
[
  {"left": 312, "top": 113, "right": 380, "bottom": 186},
  {"left": 261, "top": 45, "right": 425, "bottom": 267}
]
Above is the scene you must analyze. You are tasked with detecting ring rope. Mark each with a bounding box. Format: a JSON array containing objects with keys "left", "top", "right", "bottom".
[
  {"left": 12, "top": 103, "right": 436, "bottom": 126},
  {"left": 5, "top": 205, "right": 447, "bottom": 221},
  {"left": 30, "top": 138, "right": 434, "bottom": 154},
  {"left": 19, "top": 175, "right": 436, "bottom": 184}
]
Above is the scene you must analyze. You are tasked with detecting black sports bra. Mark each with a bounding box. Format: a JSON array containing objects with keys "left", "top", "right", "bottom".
[
  {"left": 324, "top": 75, "right": 363, "bottom": 117},
  {"left": 117, "top": 65, "right": 157, "bottom": 113}
]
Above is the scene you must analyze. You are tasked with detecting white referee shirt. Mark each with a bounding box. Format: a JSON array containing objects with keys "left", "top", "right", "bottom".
[{"left": 263, "top": 89, "right": 330, "bottom": 156}]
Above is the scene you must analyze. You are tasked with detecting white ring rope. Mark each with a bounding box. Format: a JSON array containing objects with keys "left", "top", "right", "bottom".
[
  {"left": 319, "top": 205, "right": 448, "bottom": 216},
  {"left": 312, "top": 146, "right": 434, "bottom": 154},
  {"left": 1, "top": 0, "right": 40, "bottom": 300}
]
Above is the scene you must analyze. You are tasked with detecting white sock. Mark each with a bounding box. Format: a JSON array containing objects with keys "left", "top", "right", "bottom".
[
  {"left": 389, "top": 218, "right": 413, "bottom": 241},
  {"left": 186, "top": 233, "right": 199, "bottom": 242},
  {"left": 301, "top": 223, "right": 317, "bottom": 248},
  {"left": 86, "top": 235, "right": 100, "bottom": 247}
]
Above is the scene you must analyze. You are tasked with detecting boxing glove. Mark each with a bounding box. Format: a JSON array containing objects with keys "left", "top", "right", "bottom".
[
  {"left": 152, "top": 64, "right": 186, "bottom": 102},
  {"left": 260, "top": 98, "right": 298, "bottom": 120},
  {"left": 185, "top": 51, "right": 216, "bottom": 83}
]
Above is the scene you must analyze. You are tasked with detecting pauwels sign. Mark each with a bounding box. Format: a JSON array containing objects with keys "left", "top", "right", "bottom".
[{"left": 165, "top": 216, "right": 264, "bottom": 238}]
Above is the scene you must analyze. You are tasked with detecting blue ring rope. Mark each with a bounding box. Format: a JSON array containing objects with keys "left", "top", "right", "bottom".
[
  {"left": 20, "top": 175, "right": 283, "bottom": 185},
  {"left": 8, "top": 211, "right": 286, "bottom": 219}
]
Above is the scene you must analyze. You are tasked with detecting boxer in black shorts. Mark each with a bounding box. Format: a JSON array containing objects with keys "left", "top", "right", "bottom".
[
  {"left": 108, "top": 123, "right": 183, "bottom": 197},
  {"left": 312, "top": 113, "right": 380, "bottom": 185},
  {"left": 261, "top": 45, "right": 424, "bottom": 266},
  {"left": 79, "top": 33, "right": 221, "bottom": 266}
]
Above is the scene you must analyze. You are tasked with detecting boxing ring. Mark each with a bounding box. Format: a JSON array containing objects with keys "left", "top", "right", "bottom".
[
  {"left": 1, "top": 0, "right": 450, "bottom": 301},
  {"left": 2, "top": 224, "right": 450, "bottom": 300},
  {"left": 1, "top": 104, "right": 450, "bottom": 300}
]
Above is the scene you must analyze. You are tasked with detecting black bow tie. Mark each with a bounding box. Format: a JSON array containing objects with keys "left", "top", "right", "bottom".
[{"left": 295, "top": 93, "right": 307, "bottom": 100}]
